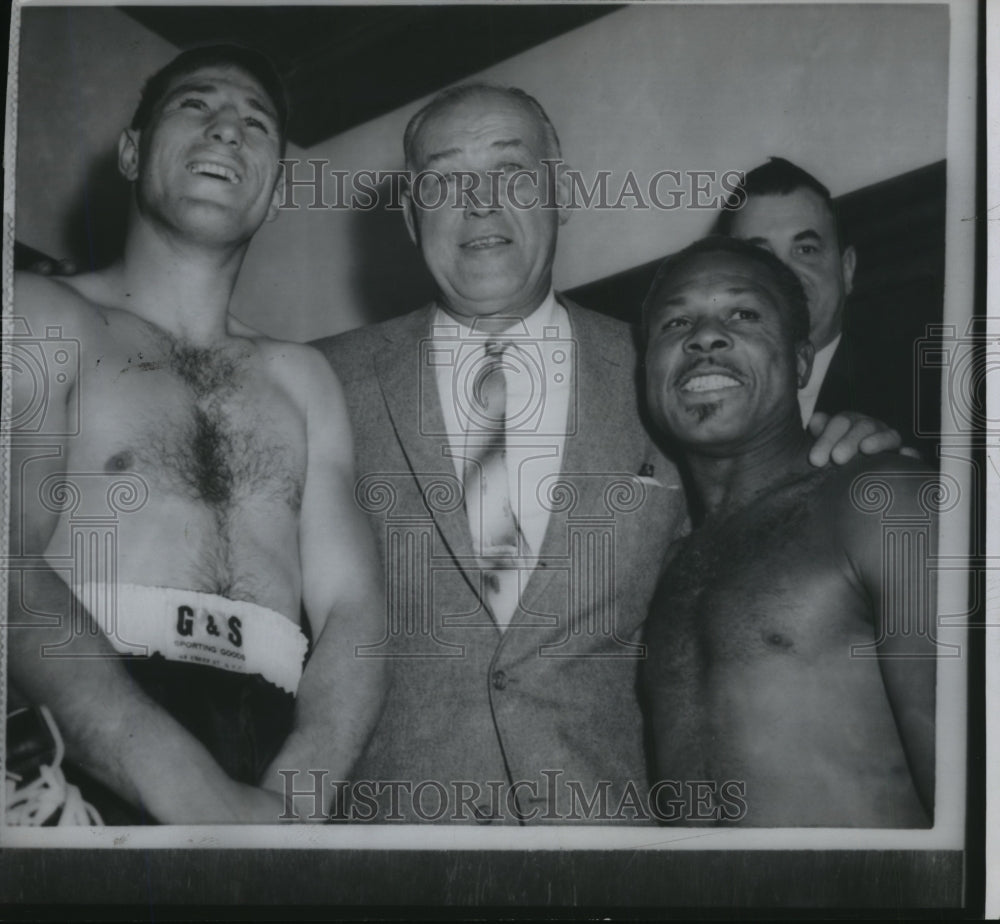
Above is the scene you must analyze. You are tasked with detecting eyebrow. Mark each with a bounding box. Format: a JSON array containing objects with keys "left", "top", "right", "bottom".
[
  {"left": 422, "top": 138, "right": 528, "bottom": 169},
  {"left": 490, "top": 139, "right": 527, "bottom": 153},
  {"left": 245, "top": 97, "right": 278, "bottom": 121},
  {"left": 165, "top": 81, "right": 278, "bottom": 123},
  {"left": 744, "top": 228, "right": 823, "bottom": 247}
]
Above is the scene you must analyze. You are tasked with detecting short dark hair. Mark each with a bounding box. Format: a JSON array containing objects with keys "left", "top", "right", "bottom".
[
  {"left": 716, "top": 156, "right": 843, "bottom": 247},
  {"left": 403, "top": 83, "right": 561, "bottom": 171},
  {"left": 642, "top": 235, "right": 811, "bottom": 346},
  {"left": 130, "top": 45, "right": 288, "bottom": 152}
]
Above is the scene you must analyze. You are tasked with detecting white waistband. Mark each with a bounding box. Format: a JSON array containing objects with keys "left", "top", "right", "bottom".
[{"left": 72, "top": 583, "right": 308, "bottom": 696}]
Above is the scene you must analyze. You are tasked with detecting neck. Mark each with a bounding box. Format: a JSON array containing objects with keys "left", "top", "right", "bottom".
[
  {"left": 109, "top": 204, "right": 250, "bottom": 344},
  {"left": 811, "top": 318, "right": 843, "bottom": 352},
  {"left": 440, "top": 290, "right": 551, "bottom": 333},
  {"left": 684, "top": 412, "right": 816, "bottom": 518}
]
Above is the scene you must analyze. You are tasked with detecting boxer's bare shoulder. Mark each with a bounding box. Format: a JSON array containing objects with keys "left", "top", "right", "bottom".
[
  {"left": 820, "top": 452, "right": 937, "bottom": 573},
  {"left": 238, "top": 335, "right": 353, "bottom": 458},
  {"left": 14, "top": 269, "right": 106, "bottom": 338},
  {"left": 11, "top": 270, "right": 120, "bottom": 427},
  {"left": 250, "top": 336, "right": 347, "bottom": 406}
]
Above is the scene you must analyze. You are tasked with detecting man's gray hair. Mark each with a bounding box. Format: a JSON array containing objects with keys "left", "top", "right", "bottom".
[{"left": 403, "top": 83, "right": 562, "bottom": 171}]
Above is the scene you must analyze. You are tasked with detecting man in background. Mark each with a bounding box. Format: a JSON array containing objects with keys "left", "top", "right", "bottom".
[{"left": 718, "top": 157, "right": 936, "bottom": 458}]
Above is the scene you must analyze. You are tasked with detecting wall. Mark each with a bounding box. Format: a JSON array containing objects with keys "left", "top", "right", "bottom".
[
  {"left": 13, "top": 4, "right": 950, "bottom": 342},
  {"left": 12, "top": 6, "right": 307, "bottom": 284},
  {"left": 15, "top": 7, "right": 179, "bottom": 266}
]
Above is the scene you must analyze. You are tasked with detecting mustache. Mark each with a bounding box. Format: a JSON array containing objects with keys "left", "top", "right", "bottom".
[{"left": 673, "top": 359, "right": 745, "bottom": 388}]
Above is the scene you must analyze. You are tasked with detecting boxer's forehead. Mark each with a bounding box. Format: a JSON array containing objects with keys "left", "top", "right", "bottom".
[
  {"left": 157, "top": 64, "right": 280, "bottom": 126},
  {"left": 651, "top": 252, "right": 785, "bottom": 310}
]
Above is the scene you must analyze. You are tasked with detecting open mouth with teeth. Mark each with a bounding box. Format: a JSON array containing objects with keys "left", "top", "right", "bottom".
[
  {"left": 460, "top": 235, "right": 511, "bottom": 250},
  {"left": 187, "top": 161, "right": 241, "bottom": 184},
  {"left": 679, "top": 372, "right": 743, "bottom": 394}
]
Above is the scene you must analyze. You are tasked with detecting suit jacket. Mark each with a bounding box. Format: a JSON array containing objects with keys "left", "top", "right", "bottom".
[
  {"left": 815, "top": 326, "right": 940, "bottom": 462},
  {"left": 313, "top": 297, "right": 686, "bottom": 824}
]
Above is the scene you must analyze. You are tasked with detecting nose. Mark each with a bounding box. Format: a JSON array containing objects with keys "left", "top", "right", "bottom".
[
  {"left": 463, "top": 170, "right": 499, "bottom": 218},
  {"left": 206, "top": 106, "right": 243, "bottom": 147},
  {"left": 683, "top": 318, "right": 731, "bottom": 354}
]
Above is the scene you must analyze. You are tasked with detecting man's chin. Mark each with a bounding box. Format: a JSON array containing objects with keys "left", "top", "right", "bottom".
[
  {"left": 169, "top": 204, "right": 266, "bottom": 246},
  {"left": 442, "top": 284, "right": 545, "bottom": 321},
  {"left": 664, "top": 403, "right": 748, "bottom": 444}
]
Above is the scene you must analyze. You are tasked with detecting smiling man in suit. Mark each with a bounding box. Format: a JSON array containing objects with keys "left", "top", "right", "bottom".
[
  {"left": 313, "top": 85, "right": 901, "bottom": 824},
  {"left": 717, "top": 157, "right": 931, "bottom": 456}
]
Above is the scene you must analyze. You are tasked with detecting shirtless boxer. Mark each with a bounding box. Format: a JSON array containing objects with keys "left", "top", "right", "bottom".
[
  {"left": 8, "top": 46, "right": 385, "bottom": 823},
  {"left": 641, "top": 236, "right": 936, "bottom": 827}
]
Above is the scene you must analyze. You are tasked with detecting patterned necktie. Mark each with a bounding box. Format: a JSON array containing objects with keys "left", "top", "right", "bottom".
[{"left": 464, "top": 340, "right": 524, "bottom": 624}]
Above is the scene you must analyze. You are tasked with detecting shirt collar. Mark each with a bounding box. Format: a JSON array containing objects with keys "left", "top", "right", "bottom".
[
  {"left": 801, "top": 332, "right": 842, "bottom": 399},
  {"left": 432, "top": 290, "right": 559, "bottom": 342}
]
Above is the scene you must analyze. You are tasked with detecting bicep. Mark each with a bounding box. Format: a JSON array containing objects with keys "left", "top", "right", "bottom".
[
  {"left": 10, "top": 277, "right": 80, "bottom": 550},
  {"left": 295, "top": 353, "right": 383, "bottom": 639},
  {"left": 852, "top": 472, "right": 940, "bottom": 665},
  {"left": 9, "top": 332, "right": 75, "bottom": 555},
  {"left": 849, "top": 470, "right": 938, "bottom": 807},
  {"left": 877, "top": 620, "right": 936, "bottom": 817}
]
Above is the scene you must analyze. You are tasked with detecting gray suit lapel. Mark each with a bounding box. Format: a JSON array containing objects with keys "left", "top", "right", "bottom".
[
  {"left": 373, "top": 306, "right": 478, "bottom": 571},
  {"left": 518, "top": 301, "right": 636, "bottom": 620}
]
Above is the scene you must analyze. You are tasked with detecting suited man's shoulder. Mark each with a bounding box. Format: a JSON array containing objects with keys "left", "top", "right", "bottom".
[
  {"left": 558, "top": 296, "right": 641, "bottom": 364},
  {"left": 311, "top": 299, "right": 638, "bottom": 379},
  {"left": 310, "top": 305, "right": 432, "bottom": 382}
]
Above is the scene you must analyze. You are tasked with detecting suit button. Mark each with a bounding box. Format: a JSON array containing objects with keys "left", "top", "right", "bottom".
[{"left": 492, "top": 670, "right": 507, "bottom": 690}]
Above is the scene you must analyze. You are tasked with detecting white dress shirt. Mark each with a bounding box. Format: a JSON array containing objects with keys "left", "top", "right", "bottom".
[
  {"left": 798, "top": 333, "right": 841, "bottom": 424},
  {"left": 432, "top": 292, "right": 573, "bottom": 626}
]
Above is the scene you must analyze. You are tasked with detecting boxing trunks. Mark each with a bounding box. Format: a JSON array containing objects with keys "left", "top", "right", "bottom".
[{"left": 21, "top": 584, "right": 310, "bottom": 824}]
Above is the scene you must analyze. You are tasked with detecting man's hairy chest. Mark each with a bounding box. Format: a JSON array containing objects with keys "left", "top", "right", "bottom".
[
  {"left": 77, "top": 336, "right": 306, "bottom": 513},
  {"left": 651, "top": 480, "right": 866, "bottom": 666}
]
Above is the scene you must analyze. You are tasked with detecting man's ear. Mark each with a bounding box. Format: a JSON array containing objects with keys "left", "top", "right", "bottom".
[
  {"left": 796, "top": 339, "right": 816, "bottom": 390},
  {"left": 549, "top": 159, "right": 573, "bottom": 227},
  {"left": 402, "top": 186, "right": 420, "bottom": 246},
  {"left": 265, "top": 163, "right": 285, "bottom": 223},
  {"left": 841, "top": 245, "right": 857, "bottom": 296},
  {"left": 118, "top": 128, "right": 140, "bottom": 182}
]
